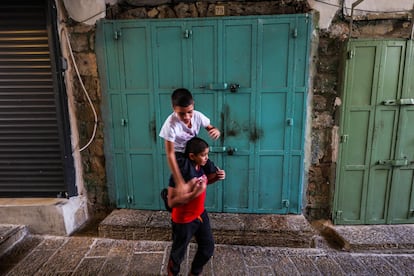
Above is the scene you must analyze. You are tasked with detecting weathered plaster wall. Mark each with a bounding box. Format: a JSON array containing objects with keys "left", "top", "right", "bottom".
[{"left": 59, "top": 0, "right": 414, "bottom": 221}]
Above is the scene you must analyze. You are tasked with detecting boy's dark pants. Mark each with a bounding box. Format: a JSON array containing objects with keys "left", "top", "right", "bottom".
[{"left": 168, "top": 210, "right": 214, "bottom": 275}]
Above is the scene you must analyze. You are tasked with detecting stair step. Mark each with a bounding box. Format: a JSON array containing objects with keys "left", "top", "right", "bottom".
[
  {"left": 98, "top": 209, "right": 319, "bottom": 248},
  {"left": 0, "top": 224, "right": 28, "bottom": 257},
  {"left": 313, "top": 220, "right": 414, "bottom": 252}
]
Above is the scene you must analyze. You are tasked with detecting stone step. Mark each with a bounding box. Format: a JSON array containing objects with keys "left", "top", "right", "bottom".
[
  {"left": 0, "top": 224, "right": 28, "bottom": 257},
  {"left": 313, "top": 220, "right": 414, "bottom": 252},
  {"left": 98, "top": 209, "right": 320, "bottom": 248},
  {"left": 0, "top": 198, "right": 88, "bottom": 236}
]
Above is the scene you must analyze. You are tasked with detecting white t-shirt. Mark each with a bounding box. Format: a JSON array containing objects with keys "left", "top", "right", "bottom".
[{"left": 159, "top": 110, "right": 210, "bottom": 152}]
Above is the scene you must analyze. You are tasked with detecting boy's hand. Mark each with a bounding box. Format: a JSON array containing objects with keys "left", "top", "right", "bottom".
[
  {"left": 168, "top": 178, "right": 206, "bottom": 207},
  {"left": 186, "top": 177, "right": 199, "bottom": 190},
  {"left": 216, "top": 167, "right": 225, "bottom": 180},
  {"left": 207, "top": 127, "right": 220, "bottom": 140},
  {"left": 191, "top": 177, "right": 207, "bottom": 196}
]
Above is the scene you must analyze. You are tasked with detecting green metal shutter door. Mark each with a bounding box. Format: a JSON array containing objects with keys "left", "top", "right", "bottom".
[
  {"left": 97, "top": 15, "right": 311, "bottom": 213},
  {"left": 335, "top": 40, "right": 414, "bottom": 224}
]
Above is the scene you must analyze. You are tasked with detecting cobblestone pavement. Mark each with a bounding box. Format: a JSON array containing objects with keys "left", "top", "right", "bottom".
[{"left": 1, "top": 235, "right": 413, "bottom": 276}]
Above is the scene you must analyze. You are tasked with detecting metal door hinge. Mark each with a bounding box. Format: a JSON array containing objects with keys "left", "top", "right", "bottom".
[
  {"left": 347, "top": 50, "right": 355, "bottom": 59},
  {"left": 292, "top": 27, "right": 298, "bottom": 38},
  {"left": 340, "top": 134, "right": 349, "bottom": 143},
  {"left": 114, "top": 30, "right": 122, "bottom": 40},
  {"left": 335, "top": 210, "right": 342, "bottom": 220},
  {"left": 282, "top": 199, "right": 290, "bottom": 208},
  {"left": 127, "top": 196, "right": 133, "bottom": 204},
  {"left": 60, "top": 57, "right": 68, "bottom": 71},
  {"left": 184, "top": 29, "right": 192, "bottom": 39}
]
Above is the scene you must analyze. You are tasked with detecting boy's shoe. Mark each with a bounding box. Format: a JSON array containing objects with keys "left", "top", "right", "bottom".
[{"left": 161, "top": 188, "right": 172, "bottom": 212}]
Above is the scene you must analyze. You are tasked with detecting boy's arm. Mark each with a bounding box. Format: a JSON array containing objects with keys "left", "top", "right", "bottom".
[
  {"left": 207, "top": 168, "right": 225, "bottom": 184},
  {"left": 205, "top": 125, "right": 220, "bottom": 140},
  {"left": 165, "top": 140, "right": 186, "bottom": 194},
  {"left": 168, "top": 178, "right": 206, "bottom": 207}
]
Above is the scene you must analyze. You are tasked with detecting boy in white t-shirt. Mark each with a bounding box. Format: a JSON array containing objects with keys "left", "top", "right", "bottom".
[{"left": 159, "top": 88, "right": 221, "bottom": 202}]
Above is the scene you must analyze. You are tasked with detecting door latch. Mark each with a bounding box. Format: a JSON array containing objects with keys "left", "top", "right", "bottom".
[
  {"left": 226, "top": 147, "right": 238, "bottom": 155},
  {"left": 209, "top": 146, "right": 226, "bottom": 153},
  {"left": 208, "top": 83, "right": 228, "bottom": 90},
  {"left": 229, "top": 83, "right": 240, "bottom": 93},
  {"left": 377, "top": 159, "right": 408, "bottom": 167},
  {"left": 183, "top": 29, "right": 192, "bottom": 39},
  {"left": 382, "top": 99, "right": 414, "bottom": 105}
]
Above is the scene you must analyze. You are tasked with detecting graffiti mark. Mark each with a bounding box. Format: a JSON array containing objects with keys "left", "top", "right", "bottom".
[{"left": 249, "top": 125, "right": 263, "bottom": 142}]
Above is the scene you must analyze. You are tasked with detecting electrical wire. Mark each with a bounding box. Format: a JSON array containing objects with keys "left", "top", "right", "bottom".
[
  {"left": 78, "top": 9, "right": 106, "bottom": 24},
  {"left": 314, "top": 0, "right": 412, "bottom": 14},
  {"left": 63, "top": 28, "right": 98, "bottom": 153}
]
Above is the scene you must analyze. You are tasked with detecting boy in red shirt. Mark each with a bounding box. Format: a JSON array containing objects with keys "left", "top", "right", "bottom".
[{"left": 166, "top": 137, "right": 225, "bottom": 276}]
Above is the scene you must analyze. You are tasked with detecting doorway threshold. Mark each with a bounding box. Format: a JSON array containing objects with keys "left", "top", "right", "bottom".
[{"left": 0, "top": 197, "right": 88, "bottom": 236}]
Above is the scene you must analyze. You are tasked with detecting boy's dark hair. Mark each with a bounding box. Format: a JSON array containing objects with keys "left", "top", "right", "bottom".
[
  {"left": 171, "top": 88, "right": 194, "bottom": 107},
  {"left": 185, "top": 137, "right": 209, "bottom": 156}
]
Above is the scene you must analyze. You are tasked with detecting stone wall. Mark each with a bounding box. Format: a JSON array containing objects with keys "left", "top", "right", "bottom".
[
  {"left": 63, "top": 0, "right": 413, "bottom": 220},
  {"left": 64, "top": 22, "right": 111, "bottom": 216}
]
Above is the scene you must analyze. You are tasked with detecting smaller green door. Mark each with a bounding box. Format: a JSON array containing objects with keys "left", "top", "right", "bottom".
[{"left": 335, "top": 39, "right": 414, "bottom": 224}]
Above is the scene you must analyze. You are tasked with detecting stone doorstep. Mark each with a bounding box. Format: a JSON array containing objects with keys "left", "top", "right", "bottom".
[
  {"left": 313, "top": 220, "right": 414, "bottom": 252},
  {"left": 332, "top": 224, "right": 414, "bottom": 252},
  {"left": 98, "top": 209, "right": 319, "bottom": 248},
  {"left": 0, "top": 224, "right": 28, "bottom": 257},
  {"left": 0, "top": 197, "right": 89, "bottom": 236}
]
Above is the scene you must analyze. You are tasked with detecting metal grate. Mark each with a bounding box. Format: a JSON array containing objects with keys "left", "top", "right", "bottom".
[{"left": 0, "top": 0, "right": 67, "bottom": 197}]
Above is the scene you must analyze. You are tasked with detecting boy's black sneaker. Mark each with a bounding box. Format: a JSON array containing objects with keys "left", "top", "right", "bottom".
[{"left": 161, "top": 188, "right": 172, "bottom": 212}]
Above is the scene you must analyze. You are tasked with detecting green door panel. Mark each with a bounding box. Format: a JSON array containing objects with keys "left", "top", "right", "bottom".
[
  {"left": 335, "top": 39, "right": 414, "bottom": 224},
  {"left": 109, "top": 94, "right": 128, "bottom": 207},
  {"left": 223, "top": 20, "right": 256, "bottom": 89},
  {"left": 96, "top": 15, "right": 312, "bottom": 213},
  {"left": 192, "top": 92, "right": 222, "bottom": 211},
  {"left": 122, "top": 26, "right": 151, "bottom": 89},
  {"left": 101, "top": 22, "right": 121, "bottom": 90},
  {"left": 153, "top": 24, "right": 186, "bottom": 88},
  {"left": 222, "top": 92, "right": 254, "bottom": 212},
  {"left": 260, "top": 21, "right": 290, "bottom": 88},
  {"left": 189, "top": 22, "right": 217, "bottom": 88},
  {"left": 388, "top": 41, "right": 414, "bottom": 223},
  {"left": 366, "top": 42, "right": 405, "bottom": 224},
  {"left": 125, "top": 94, "right": 159, "bottom": 209},
  {"left": 222, "top": 19, "right": 257, "bottom": 213}
]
